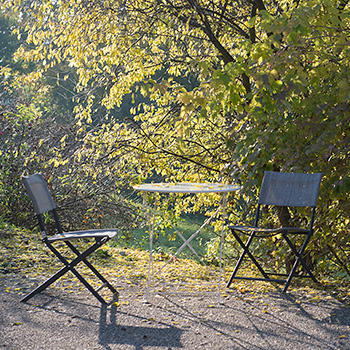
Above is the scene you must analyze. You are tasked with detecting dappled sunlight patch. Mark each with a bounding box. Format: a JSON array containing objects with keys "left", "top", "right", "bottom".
[{"left": 1, "top": 225, "right": 349, "bottom": 303}]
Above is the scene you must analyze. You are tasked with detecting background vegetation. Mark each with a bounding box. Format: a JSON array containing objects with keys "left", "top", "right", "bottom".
[{"left": 0, "top": 0, "right": 349, "bottom": 287}]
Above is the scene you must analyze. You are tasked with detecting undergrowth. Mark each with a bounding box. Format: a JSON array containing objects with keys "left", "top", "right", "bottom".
[{"left": 0, "top": 222, "right": 349, "bottom": 304}]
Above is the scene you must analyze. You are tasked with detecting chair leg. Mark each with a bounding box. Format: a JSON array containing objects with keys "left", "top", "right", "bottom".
[
  {"left": 21, "top": 240, "right": 113, "bottom": 304},
  {"left": 65, "top": 241, "right": 117, "bottom": 294},
  {"left": 68, "top": 264, "right": 107, "bottom": 304},
  {"left": 21, "top": 265, "right": 70, "bottom": 303},
  {"left": 227, "top": 230, "right": 270, "bottom": 288},
  {"left": 21, "top": 263, "right": 107, "bottom": 304},
  {"left": 282, "top": 233, "right": 317, "bottom": 293},
  {"left": 48, "top": 240, "right": 113, "bottom": 303},
  {"left": 283, "top": 234, "right": 317, "bottom": 282},
  {"left": 227, "top": 229, "right": 318, "bottom": 293},
  {"left": 226, "top": 231, "right": 251, "bottom": 288}
]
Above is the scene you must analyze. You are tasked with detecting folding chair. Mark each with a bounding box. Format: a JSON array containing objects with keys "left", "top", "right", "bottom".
[
  {"left": 226, "top": 171, "right": 322, "bottom": 293},
  {"left": 21, "top": 173, "right": 118, "bottom": 304}
]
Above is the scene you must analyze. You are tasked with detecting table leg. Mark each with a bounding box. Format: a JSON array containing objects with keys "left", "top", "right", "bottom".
[
  {"left": 218, "top": 192, "right": 228, "bottom": 304},
  {"left": 143, "top": 192, "right": 156, "bottom": 303},
  {"left": 143, "top": 191, "right": 229, "bottom": 303},
  {"left": 151, "top": 207, "right": 221, "bottom": 279}
]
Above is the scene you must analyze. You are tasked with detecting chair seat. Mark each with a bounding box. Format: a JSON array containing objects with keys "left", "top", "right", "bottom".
[
  {"left": 229, "top": 225, "right": 309, "bottom": 234},
  {"left": 48, "top": 229, "right": 118, "bottom": 242}
]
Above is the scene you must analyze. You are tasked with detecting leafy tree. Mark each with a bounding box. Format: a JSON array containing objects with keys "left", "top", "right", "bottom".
[
  {"left": 0, "top": 65, "right": 142, "bottom": 240},
  {"left": 1, "top": 0, "right": 350, "bottom": 280}
]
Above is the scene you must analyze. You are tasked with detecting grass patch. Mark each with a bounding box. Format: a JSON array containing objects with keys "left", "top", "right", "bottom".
[{"left": 123, "top": 213, "right": 221, "bottom": 264}]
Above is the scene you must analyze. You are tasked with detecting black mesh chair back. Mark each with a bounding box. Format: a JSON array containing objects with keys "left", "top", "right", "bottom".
[
  {"left": 21, "top": 173, "right": 118, "bottom": 304},
  {"left": 226, "top": 171, "right": 322, "bottom": 293},
  {"left": 259, "top": 171, "right": 321, "bottom": 207},
  {"left": 22, "top": 174, "right": 56, "bottom": 214}
]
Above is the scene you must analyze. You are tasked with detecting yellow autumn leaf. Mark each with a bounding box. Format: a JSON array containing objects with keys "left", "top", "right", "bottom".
[{"left": 309, "top": 296, "right": 321, "bottom": 302}]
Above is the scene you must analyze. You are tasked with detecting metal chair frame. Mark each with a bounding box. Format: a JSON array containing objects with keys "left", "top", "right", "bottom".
[
  {"left": 21, "top": 173, "right": 118, "bottom": 304},
  {"left": 226, "top": 171, "right": 322, "bottom": 293}
]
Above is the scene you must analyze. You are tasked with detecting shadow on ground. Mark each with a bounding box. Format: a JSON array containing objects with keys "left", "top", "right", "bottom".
[
  {"left": 99, "top": 300, "right": 184, "bottom": 350},
  {"left": 0, "top": 274, "right": 349, "bottom": 350}
]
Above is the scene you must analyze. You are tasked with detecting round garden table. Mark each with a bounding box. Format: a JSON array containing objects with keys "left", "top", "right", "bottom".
[{"left": 133, "top": 182, "right": 241, "bottom": 302}]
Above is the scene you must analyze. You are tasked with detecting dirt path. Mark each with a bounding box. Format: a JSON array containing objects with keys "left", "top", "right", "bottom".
[{"left": 1, "top": 274, "right": 349, "bottom": 350}]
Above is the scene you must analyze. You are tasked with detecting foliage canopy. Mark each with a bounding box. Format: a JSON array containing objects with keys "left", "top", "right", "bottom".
[{"left": 1, "top": 0, "right": 350, "bottom": 280}]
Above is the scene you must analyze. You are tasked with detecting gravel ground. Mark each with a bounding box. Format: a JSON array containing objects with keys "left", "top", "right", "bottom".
[{"left": 1, "top": 274, "right": 350, "bottom": 350}]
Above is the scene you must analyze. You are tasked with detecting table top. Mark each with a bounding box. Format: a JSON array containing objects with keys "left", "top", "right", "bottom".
[{"left": 133, "top": 182, "right": 241, "bottom": 194}]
